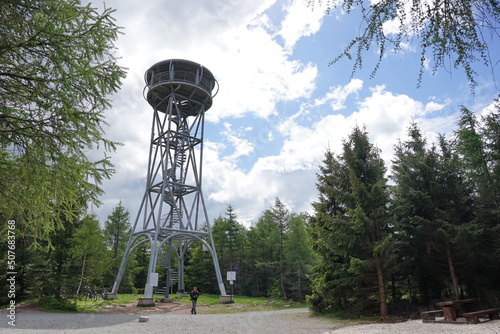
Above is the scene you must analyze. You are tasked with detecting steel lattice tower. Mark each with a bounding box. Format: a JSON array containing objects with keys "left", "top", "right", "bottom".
[{"left": 111, "top": 59, "right": 227, "bottom": 303}]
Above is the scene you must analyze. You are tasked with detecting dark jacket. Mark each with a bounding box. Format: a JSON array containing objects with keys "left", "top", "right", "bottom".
[{"left": 190, "top": 290, "right": 199, "bottom": 300}]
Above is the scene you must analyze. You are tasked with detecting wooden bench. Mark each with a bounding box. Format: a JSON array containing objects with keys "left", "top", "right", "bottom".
[
  {"left": 421, "top": 310, "right": 444, "bottom": 323},
  {"left": 454, "top": 298, "right": 479, "bottom": 316},
  {"left": 462, "top": 309, "right": 500, "bottom": 324}
]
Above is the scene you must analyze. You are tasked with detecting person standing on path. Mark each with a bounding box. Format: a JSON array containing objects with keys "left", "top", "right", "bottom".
[{"left": 190, "top": 287, "right": 199, "bottom": 314}]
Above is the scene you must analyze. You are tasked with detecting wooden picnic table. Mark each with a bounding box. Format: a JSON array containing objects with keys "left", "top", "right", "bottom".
[{"left": 435, "top": 298, "right": 478, "bottom": 322}]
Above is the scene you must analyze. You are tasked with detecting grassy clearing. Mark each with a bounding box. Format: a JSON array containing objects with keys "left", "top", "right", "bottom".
[
  {"left": 12, "top": 294, "right": 364, "bottom": 326},
  {"left": 73, "top": 294, "right": 309, "bottom": 313},
  {"left": 75, "top": 294, "right": 145, "bottom": 313},
  {"left": 192, "top": 294, "right": 309, "bottom": 314}
]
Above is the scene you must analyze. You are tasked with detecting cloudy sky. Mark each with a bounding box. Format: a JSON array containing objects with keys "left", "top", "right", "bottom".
[{"left": 88, "top": 0, "right": 500, "bottom": 228}]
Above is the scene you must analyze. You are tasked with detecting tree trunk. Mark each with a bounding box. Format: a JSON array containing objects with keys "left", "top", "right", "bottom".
[
  {"left": 297, "top": 267, "right": 302, "bottom": 302},
  {"left": 76, "top": 253, "right": 87, "bottom": 297},
  {"left": 280, "top": 268, "right": 288, "bottom": 300},
  {"left": 375, "top": 254, "right": 388, "bottom": 317},
  {"left": 391, "top": 274, "right": 397, "bottom": 301},
  {"left": 372, "top": 224, "right": 387, "bottom": 317},
  {"left": 446, "top": 243, "right": 460, "bottom": 300}
]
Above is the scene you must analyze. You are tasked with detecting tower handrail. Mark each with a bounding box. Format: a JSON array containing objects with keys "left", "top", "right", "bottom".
[{"left": 147, "top": 70, "right": 214, "bottom": 95}]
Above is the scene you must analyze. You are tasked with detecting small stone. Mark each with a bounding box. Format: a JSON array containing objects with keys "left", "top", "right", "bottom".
[{"left": 139, "top": 316, "right": 149, "bottom": 323}]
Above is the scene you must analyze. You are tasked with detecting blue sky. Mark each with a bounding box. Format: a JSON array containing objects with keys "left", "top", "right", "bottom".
[{"left": 89, "top": 0, "right": 500, "bottom": 227}]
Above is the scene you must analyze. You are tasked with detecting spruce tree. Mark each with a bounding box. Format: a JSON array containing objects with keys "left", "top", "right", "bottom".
[
  {"left": 104, "top": 201, "right": 131, "bottom": 259},
  {"left": 310, "top": 126, "right": 391, "bottom": 316},
  {"left": 391, "top": 122, "right": 475, "bottom": 302},
  {"left": 103, "top": 201, "right": 135, "bottom": 292},
  {"left": 455, "top": 103, "right": 500, "bottom": 301},
  {"left": 284, "top": 214, "right": 316, "bottom": 301},
  {"left": 251, "top": 209, "right": 281, "bottom": 297},
  {"left": 210, "top": 205, "right": 247, "bottom": 294},
  {"left": 271, "top": 198, "right": 290, "bottom": 300}
]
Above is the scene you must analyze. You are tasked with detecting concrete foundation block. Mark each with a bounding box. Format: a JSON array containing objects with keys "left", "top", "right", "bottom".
[
  {"left": 103, "top": 292, "right": 117, "bottom": 300},
  {"left": 219, "top": 295, "right": 234, "bottom": 303},
  {"left": 137, "top": 297, "right": 155, "bottom": 307}
]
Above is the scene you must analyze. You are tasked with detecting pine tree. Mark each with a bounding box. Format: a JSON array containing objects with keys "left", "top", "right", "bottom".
[
  {"left": 309, "top": 149, "right": 351, "bottom": 313},
  {"left": 245, "top": 223, "right": 268, "bottom": 297},
  {"left": 391, "top": 122, "right": 475, "bottom": 303},
  {"left": 284, "top": 214, "right": 316, "bottom": 301},
  {"left": 103, "top": 201, "right": 135, "bottom": 292},
  {"left": 210, "top": 205, "right": 246, "bottom": 294},
  {"left": 455, "top": 103, "right": 500, "bottom": 301},
  {"left": 271, "top": 198, "right": 290, "bottom": 300},
  {"left": 310, "top": 126, "right": 391, "bottom": 316},
  {"left": 185, "top": 241, "right": 217, "bottom": 294},
  {"left": 250, "top": 209, "right": 281, "bottom": 297},
  {"left": 104, "top": 201, "right": 131, "bottom": 259}
]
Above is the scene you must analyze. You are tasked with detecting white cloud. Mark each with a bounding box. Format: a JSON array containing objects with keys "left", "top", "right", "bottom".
[
  {"left": 424, "top": 100, "right": 449, "bottom": 114},
  {"left": 480, "top": 99, "right": 499, "bottom": 117},
  {"left": 382, "top": 18, "right": 401, "bottom": 35},
  {"left": 313, "top": 79, "right": 363, "bottom": 110},
  {"left": 272, "top": 83, "right": 423, "bottom": 173},
  {"left": 196, "top": 21, "right": 319, "bottom": 122},
  {"left": 204, "top": 145, "right": 318, "bottom": 224},
  {"left": 278, "top": 0, "right": 326, "bottom": 51},
  {"left": 221, "top": 123, "right": 255, "bottom": 162}
]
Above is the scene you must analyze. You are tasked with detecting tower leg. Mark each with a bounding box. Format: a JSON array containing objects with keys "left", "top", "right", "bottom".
[
  {"left": 178, "top": 242, "right": 185, "bottom": 293},
  {"left": 201, "top": 195, "right": 227, "bottom": 297},
  {"left": 143, "top": 241, "right": 159, "bottom": 299},
  {"left": 210, "top": 247, "right": 227, "bottom": 296},
  {"left": 112, "top": 192, "right": 150, "bottom": 296},
  {"left": 165, "top": 240, "right": 172, "bottom": 298},
  {"left": 111, "top": 255, "right": 127, "bottom": 295}
]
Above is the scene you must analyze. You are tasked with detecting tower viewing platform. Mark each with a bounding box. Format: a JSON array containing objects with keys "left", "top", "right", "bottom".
[{"left": 144, "top": 59, "right": 217, "bottom": 116}]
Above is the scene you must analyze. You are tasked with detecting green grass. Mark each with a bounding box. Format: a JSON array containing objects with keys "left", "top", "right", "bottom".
[
  {"left": 75, "top": 294, "right": 146, "bottom": 312},
  {"left": 72, "top": 294, "right": 309, "bottom": 314},
  {"left": 192, "top": 294, "right": 310, "bottom": 314}
]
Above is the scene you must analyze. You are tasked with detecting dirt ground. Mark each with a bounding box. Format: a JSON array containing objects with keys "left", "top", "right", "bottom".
[
  {"left": 96, "top": 300, "right": 212, "bottom": 314},
  {"left": 11, "top": 299, "right": 245, "bottom": 315}
]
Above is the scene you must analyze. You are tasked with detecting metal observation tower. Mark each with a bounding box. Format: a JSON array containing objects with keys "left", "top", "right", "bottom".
[{"left": 111, "top": 59, "right": 227, "bottom": 304}]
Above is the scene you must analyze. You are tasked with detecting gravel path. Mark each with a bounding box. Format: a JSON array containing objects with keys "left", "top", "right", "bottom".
[
  {"left": 326, "top": 319, "right": 500, "bottom": 334},
  {"left": 1, "top": 308, "right": 499, "bottom": 334},
  {"left": 1, "top": 308, "right": 334, "bottom": 334}
]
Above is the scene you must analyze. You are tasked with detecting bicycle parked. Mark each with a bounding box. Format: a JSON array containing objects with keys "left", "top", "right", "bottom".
[{"left": 81, "top": 286, "right": 103, "bottom": 302}]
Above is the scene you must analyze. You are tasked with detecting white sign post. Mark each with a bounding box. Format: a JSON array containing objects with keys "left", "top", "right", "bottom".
[
  {"left": 227, "top": 271, "right": 236, "bottom": 302},
  {"left": 150, "top": 272, "right": 159, "bottom": 287},
  {"left": 227, "top": 271, "right": 236, "bottom": 282}
]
